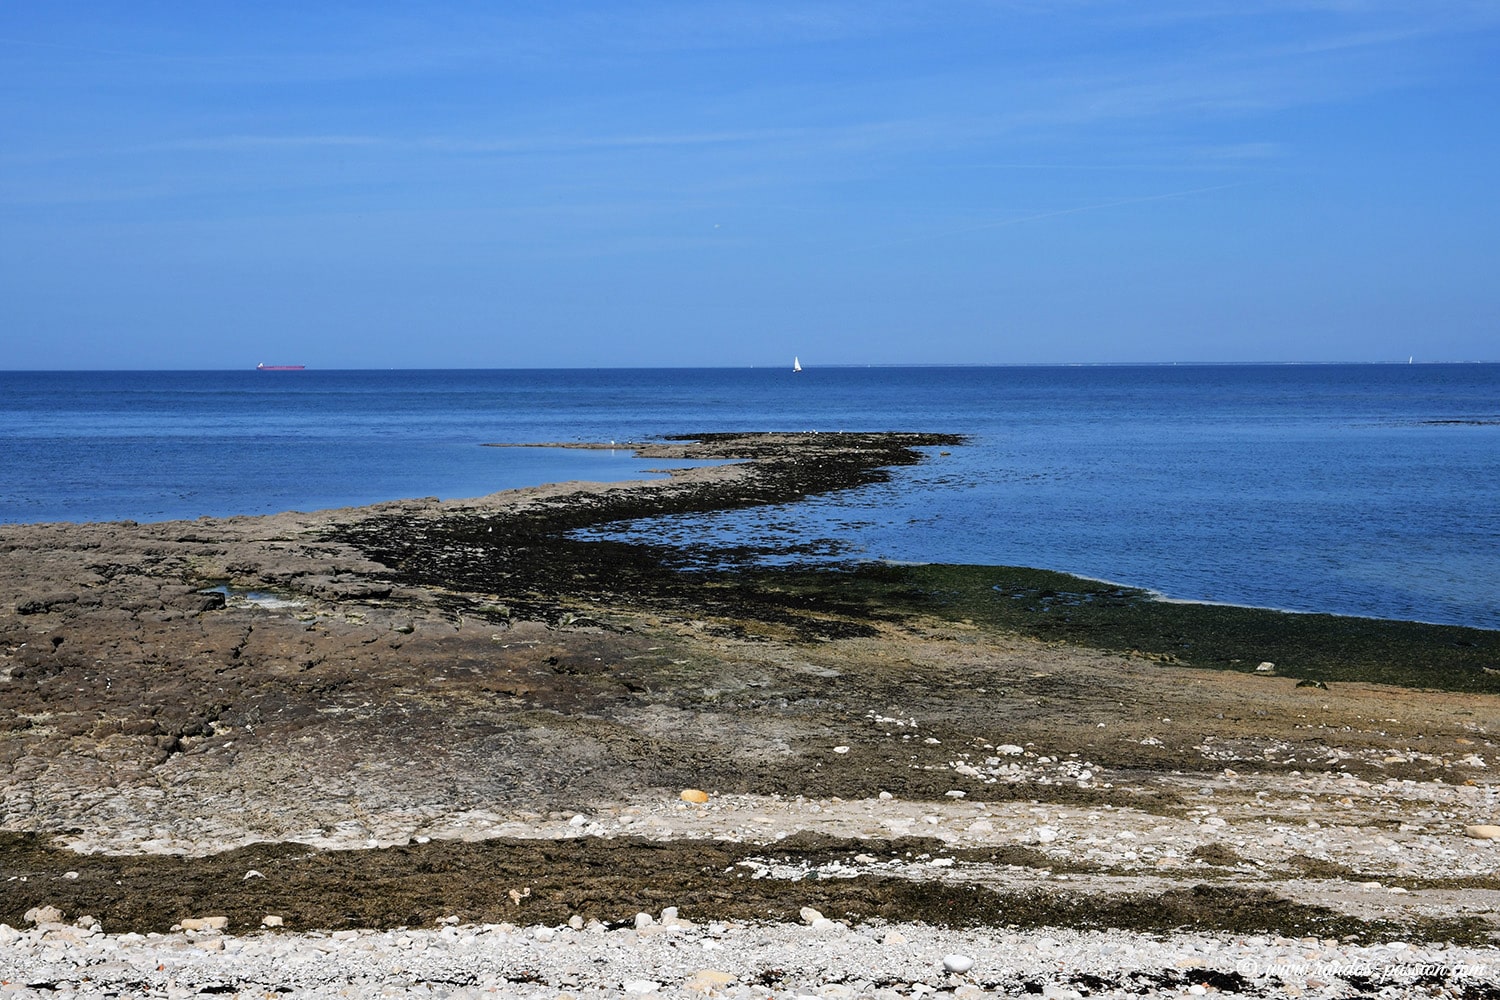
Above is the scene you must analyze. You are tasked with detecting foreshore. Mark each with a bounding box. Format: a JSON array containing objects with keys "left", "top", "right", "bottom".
[{"left": 1, "top": 432, "right": 1497, "bottom": 998}]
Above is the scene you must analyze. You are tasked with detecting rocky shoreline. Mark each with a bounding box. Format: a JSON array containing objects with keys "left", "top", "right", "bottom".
[{"left": 2, "top": 431, "right": 1497, "bottom": 998}]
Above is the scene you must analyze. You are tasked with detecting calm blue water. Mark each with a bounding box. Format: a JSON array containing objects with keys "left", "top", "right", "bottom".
[{"left": 1, "top": 366, "right": 1496, "bottom": 629}]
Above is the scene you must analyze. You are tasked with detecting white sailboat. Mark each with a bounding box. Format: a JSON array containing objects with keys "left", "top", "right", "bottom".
[{"left": 792, "top": 356, "right": 802, "bottom": 373}]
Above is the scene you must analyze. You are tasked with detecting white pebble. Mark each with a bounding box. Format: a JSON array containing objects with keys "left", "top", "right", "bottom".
[
  {"left": 25, "top": 906, "right": 63, "bottom": 925},
  {"left": 180, "top": 917, "right": 228, "bottom": 932},
  {"left": 942, "top": 953, "right": 974, "bottom": 973}
]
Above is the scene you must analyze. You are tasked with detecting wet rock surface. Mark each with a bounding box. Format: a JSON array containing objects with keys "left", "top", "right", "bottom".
[{"left": 1, "top": 432, "right": 1498, "bottom": 996}]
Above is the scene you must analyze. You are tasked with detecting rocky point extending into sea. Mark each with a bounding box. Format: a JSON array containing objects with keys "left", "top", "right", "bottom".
[{"left": 2, "top": 432, "right": 1497, "bottom": 998}]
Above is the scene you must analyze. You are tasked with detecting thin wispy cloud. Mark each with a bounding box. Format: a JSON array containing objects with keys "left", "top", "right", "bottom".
[
  {"left": 3, "top": 1, "right": 1496, "bottom": 367},
  {"left": 0, "top": 34, "right": 176, "bottom": 60},
  {"left": 3, "top": 1, "right": 1486, "bottom": 173},
  {"left": 419, "top": 128, "right": 811, "bottom": 155},
  {"left": 162, "top": 135, "right": 386, "bottom": 152}
]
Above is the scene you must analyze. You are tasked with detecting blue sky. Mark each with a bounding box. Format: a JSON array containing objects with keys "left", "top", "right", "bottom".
[{"left": 2, "top": 2, "right": 1497, "bottom": 368}]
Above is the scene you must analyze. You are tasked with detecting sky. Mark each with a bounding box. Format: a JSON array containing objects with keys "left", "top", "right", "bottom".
[{"left": 2, "top": 1, "right": 1497, "bottom": 369}]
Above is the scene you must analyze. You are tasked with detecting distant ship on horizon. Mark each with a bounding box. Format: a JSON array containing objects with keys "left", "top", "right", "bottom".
[{"left": 256, "top": 363, "right": 305, "bottom": 371}]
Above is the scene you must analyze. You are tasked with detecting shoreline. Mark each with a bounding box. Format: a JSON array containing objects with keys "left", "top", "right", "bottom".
[
  {"left": 2, "top": 431, "right": 1497, "bottom": 996},
  {"left": 6, "top": 431, "right": 1494, "bottom": 636}
]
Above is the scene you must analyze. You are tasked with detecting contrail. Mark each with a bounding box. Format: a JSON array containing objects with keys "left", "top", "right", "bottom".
[{"left": 868, "top": 182, "right": 1246, "bottom": 249}]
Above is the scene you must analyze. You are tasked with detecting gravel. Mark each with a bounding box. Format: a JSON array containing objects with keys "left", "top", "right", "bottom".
[{"left": 3, "top": 912, "right": 1496, "bottom": 999}]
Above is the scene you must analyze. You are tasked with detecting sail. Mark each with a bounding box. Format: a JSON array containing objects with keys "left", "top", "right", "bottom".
[{"left": 793, "top": 356, "right": 802, "bottom": 372}]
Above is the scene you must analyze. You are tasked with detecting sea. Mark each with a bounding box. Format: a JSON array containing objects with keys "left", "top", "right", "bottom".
[{"left": 1, "top": 365, "right": 1496, "bottom": 630}]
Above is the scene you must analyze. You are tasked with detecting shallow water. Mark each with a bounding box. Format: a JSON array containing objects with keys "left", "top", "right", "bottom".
[{"left": 2, "top": 365, "right": 1496, "bottom": 627}]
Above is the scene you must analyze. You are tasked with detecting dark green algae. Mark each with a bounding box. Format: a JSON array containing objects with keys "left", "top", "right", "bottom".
[
  {"left": 328, "top": 431, "right": 1500, "bottom": 695},
  {"left": 763, "top": 562, "right": 1500, "bottom": 694},
  {"left": 3, "top": 831, "right": 1489, "bottom": 944}
]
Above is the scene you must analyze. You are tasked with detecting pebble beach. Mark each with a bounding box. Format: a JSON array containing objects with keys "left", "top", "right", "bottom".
[{"left": 5, "top": 909, "right": 1498, "bottom": 999}]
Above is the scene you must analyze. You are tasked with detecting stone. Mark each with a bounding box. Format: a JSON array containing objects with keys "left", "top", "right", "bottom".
[
  {"left": 261, "top": 915, "right": 284, "bottom": 928},
  {"left": 799, "top": 906, "right": 824, "bottom": 925},
  {"left": 623, "top": 980, "right": 661, "bottom": 995},
  {"left": 1256, "top": 662, "right": 1276, "bottom": 673},
  {"left": 680, "top": 788, "right": 710, "bottom": 804},
  {"left": 24, "top": 905, "right": 64, "bottom": 926},
  {"left": 1464, "top": 824, "right": 1500, "bottom": 840},
  {"left": 684, "top": 970, "right": 735, "bottom": 993},
  {"left": 942, "top": 954, "right": 974, "bottom": 973},
  {"left": 16, "top": 593, "right": 79, "bottom": 615},
  {"left": 169, "top": 590, "right": 226, "bottom": 614},
  {"left": 180, "top": 916, "right": 229, "bottom": 932}
]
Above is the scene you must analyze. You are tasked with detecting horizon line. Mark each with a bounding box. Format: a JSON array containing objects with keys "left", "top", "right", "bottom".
[{"left": 4, "top": 359, "right": 1497, "bottom": 373}]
